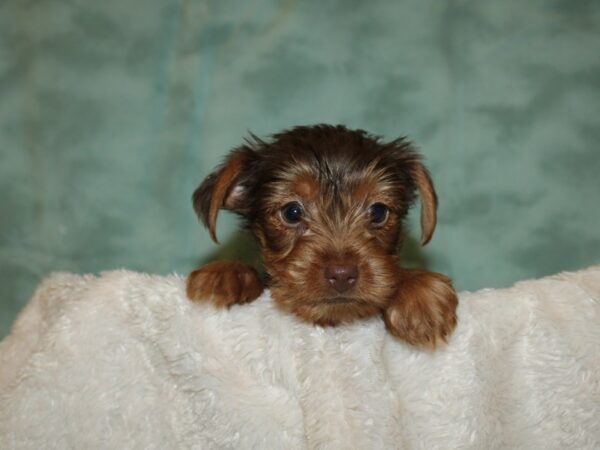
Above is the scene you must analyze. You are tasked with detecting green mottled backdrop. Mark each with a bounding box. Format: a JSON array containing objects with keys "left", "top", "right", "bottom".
[{"left": 1, "top": 0, "right": 599, "bottom": 337}]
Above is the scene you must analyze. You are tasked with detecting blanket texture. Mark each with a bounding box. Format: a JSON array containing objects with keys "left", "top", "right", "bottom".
[{"left": 1, "top": 267, "right": 599, "bottom": 449}]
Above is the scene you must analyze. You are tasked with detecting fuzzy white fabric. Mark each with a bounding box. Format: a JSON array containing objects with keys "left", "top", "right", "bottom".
[{"left": 1, "top": 267, "right": 599, "bottom": 449}]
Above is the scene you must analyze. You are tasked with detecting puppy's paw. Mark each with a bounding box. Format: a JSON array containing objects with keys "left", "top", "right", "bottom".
[
  {"left": 186, "top": 261, "right": 264, "bottom": 308},
  {"left": 384, "top": 269, "right": 458, "bottom": 349}
]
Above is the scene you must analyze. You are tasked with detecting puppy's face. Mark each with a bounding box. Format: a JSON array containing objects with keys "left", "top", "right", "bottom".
[{"left": 193, "top": 125, "right": 437, "bottom": 325}]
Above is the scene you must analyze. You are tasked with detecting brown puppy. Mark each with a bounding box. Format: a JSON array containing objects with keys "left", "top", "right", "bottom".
[{"left": 187, "top": 125, "right": 458, "bottom": 348}]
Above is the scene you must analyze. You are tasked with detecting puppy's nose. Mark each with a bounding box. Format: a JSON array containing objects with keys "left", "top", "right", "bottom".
[{"left": 324, "top": 265, "right": 358, "bottom": 293}]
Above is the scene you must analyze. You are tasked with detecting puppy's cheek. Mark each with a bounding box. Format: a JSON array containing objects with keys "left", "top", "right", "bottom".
[
  {"left": 264, "top": 238, "right": 318, "bottom": 288},
  {"left": 355, "top": 254, "right": 399, "bottom": 305},
  {"left": 255, "top": 215, "right": 298, "bottom": 254},
  {"left": 271, "top": 262, "right": 323, "bottom": 300},
  {"left": 266, "top": 255, "right": 329, "bottom": 317}
]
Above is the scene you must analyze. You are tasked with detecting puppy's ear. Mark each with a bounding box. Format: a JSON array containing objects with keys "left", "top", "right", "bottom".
[
  {"left": 388, "top": 139, "right": 439, "bottom": 245},
  {"left": 192, "top": 147, "right": 257, "bottom": 243},
  {"left": 411, "top": 161, "right": 438, "bottom": 246}
]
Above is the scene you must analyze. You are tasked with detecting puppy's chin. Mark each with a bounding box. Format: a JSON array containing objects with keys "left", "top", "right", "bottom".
[
  {"left": 323, "top": 297, "right": 356, "bottom": 305},
  {"left": 271, "top": 289, "right": 387, "bottom": 326}
]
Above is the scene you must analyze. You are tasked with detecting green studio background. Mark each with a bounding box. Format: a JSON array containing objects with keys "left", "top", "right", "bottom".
[{"left": 1, "top": 0, "right": 599, "bottom": 337}]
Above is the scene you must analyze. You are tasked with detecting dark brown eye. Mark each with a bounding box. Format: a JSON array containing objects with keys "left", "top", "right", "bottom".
[
  {"left": 369, "top": 203, "right": 389, "bottom": 226},
  {"left": 281, "top": 202, "right": 304, "bottom": 225}
]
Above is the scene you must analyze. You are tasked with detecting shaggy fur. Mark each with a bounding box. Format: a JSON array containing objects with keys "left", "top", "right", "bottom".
[
  {"left": 187, "top": 124, "right": 457, "bottom": 346},
  {"left": 1, "top": 267, "right": 600, "bottom": 448}
]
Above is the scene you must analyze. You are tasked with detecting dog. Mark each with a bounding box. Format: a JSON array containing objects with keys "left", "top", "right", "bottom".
[{"left": 186, "top": 124, "right": 458, "bottom": 348}]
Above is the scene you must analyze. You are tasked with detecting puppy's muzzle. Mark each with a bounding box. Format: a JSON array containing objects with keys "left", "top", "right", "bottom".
[{"left": 324, "top": 265, "right": 358, "bottom": 293}]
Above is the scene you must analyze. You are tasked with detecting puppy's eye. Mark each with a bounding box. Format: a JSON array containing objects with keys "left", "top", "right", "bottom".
[
  {"left": 369, "top": 203, "right": 389, "bottom": 226},
  {"left": 281, "top": 202, "right": 304, "bottom": 225}
]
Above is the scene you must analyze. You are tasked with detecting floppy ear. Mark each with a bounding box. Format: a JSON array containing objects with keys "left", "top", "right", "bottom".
[
  {"left": 388, "top": 138, "right": 439, "bottom": 246},
  {"left": 192, "top": 147, "right": 256, "bottom": 243},
  {"left": 411, "top": 161, "right": 438, "bottom": 246}
]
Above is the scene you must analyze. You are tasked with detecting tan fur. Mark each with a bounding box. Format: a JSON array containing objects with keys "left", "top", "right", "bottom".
[
  {"left": 206, "top": 152, "right": 249, "bottom": 243},
  {"left": 412, "top": 164, "right": 438, "bottom": 245},
  {"left": 384, "top": 269, "right": 458, "bottom": 348},
  {"left": 187, "top": 261, "right": 263, "bottom": 308}
]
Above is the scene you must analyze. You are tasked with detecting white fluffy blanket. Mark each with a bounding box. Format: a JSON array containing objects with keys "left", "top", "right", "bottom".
[{"left": 1, "top": 267, "right": 599, "bottom": 449}]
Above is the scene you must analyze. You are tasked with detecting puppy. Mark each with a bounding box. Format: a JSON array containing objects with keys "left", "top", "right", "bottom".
[{"left": 187, "top": 124, "right": 458, "bottom": 348}]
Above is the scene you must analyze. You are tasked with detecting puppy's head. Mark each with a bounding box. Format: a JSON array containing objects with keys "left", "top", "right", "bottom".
[{"left": 193, "top": 125, "right": 437, "bottom": 325}]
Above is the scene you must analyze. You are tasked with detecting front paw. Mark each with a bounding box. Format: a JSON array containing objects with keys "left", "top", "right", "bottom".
[
  {"left": 186, "top": 261, "right": 264, "bottom": 308},
  {"left": 384, "top": 270, "right": 458, "bottom": 348}
]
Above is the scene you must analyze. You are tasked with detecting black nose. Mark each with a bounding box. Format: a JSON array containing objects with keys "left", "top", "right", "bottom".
[{"left": 324, "top": 265, "right": 359, "bottom": 293}]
